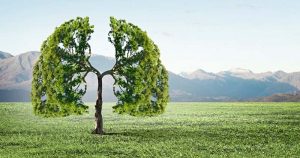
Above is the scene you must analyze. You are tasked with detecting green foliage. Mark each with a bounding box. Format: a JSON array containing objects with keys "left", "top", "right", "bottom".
[
  {"left": 109, "top": 17, "right": 169, "bottom": 116},
  {"left": 2, "top": 102, "right": 300, "bottom": 157},
  {"left": 31, "top": 17, "right": 94, "bottom": 117},
  {"left": 32, "top": 16, "right": 169, "bottom": 117}
]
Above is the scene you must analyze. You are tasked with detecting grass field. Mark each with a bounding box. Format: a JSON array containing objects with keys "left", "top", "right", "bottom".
[{"left": 0, "top": 102, "right": 300, "bottom": 157}]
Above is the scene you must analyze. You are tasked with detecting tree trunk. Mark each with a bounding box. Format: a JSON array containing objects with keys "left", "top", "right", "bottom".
[{"left": 93, "top": 76, "right": 104, "bottom": 135}]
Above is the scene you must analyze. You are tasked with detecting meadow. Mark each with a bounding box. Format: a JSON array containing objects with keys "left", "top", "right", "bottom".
[{"left": 0, "top": 102, "right": 300, "bottom": 157}]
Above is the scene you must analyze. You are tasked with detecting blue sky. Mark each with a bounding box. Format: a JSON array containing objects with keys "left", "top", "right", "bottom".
[{"left": 1, "top": 0, "right": 300, "bottom": 73}]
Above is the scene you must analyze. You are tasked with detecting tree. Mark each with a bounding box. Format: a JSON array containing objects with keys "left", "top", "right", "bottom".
[{"left": 31, "top": 17, "right": 169, "bottom": 134}]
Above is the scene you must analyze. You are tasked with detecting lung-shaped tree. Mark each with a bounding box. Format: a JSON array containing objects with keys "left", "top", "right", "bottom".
[{"left": 31, "top": 17, "right": 169, "bottom": 134}]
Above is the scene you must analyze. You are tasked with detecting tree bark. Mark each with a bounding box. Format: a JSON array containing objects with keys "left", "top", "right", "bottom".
[{"left": 93, "top": 76, "right": 104, "bottom": 135}]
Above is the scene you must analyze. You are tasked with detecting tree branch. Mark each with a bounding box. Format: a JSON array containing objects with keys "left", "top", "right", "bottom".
[
  {"left": 84, "top": 50, "right": 101, "bottom": 77},
  {"left": 101, "top": 70, "right": 114, "bottom": 79},
  {"left": 88, "top": 63, "right": 101, "bottom": 77}
]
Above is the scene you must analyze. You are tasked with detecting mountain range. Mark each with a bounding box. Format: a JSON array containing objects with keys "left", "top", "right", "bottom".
[
  {"left": 0, "top": 51, "right": 299, "bottom": 102},
  {"left": 257, "top": 92, "right": 300, "bottom": 102}
]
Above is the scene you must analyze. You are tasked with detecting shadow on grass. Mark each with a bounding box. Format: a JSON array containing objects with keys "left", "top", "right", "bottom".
[{"left": 102, "top": 127, "right": 211, "bottom": 140}]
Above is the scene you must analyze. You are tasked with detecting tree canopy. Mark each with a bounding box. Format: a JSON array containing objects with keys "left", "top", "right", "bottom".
[
  {"left": 109, "top": 17, "right": 169, "bottom": 116},
  {"left": 32, "top": 17, "right": 168, "bottom": 118},
  {"left": 32, "top": 17, "right": 94, "bottom": 116}
]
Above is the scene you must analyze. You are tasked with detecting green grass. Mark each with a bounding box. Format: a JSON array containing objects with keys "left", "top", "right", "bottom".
[{"left": 0, "top": 102, "right": 300, "bottom": 157}]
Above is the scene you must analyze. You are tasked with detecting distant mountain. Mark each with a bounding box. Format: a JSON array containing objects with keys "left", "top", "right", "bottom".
[
  {"left": 218, "top": 68, "right": 267, "bottom": 80},
  {"left": 181, "top": 68, "right": 300, "bottom": 92},
  {"left": 0, "top": 51, "right": 299, "bottom": 102},
  {"left": 172, "top": 70, "right": 298, "bottom": 101},
  {"left": 0, "top": 51, "right": 38, "bottom": 89},
  {"left": 179, "top": 69, "right": 218, "bottom": 80},
  {"left": 0, "top": 51, "right": 13, "bottom": 60},
  {"left": 258, "top": 92, "right": 300, "bottom": 102}
]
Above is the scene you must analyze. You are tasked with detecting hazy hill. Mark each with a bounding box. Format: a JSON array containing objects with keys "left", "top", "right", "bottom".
[
  {"left": 0, "top": 51, "right": 13, "bottom": 60},
  {"left": 173, "top": 71, "right": 298, "bottom": 101},
  {"left": 0, "top": 51, "right": 299, "bottom": 102},
  {"left": 258, "top": 92, "right": 300, "bottom": 102},
  {"left": 0, "top": 51, "right": 38, "bottom": 89},
  {"left": 179, "top": 69, "right": 218, "bottom": 80},
  {"left": 182, "top": 68, "right": 300, "bottom": 95}
]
